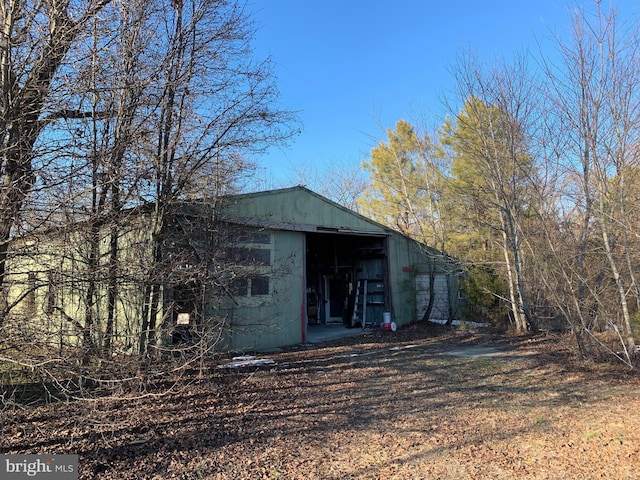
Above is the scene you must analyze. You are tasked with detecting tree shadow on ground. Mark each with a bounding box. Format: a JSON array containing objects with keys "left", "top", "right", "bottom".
[{"left": 1, "top": 323, "right": 637, "bottom": 479}]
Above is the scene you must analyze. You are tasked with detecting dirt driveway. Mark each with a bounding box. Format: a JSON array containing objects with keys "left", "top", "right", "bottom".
[{"left": 2, "top": 323, "right": 639, "bottom": 479}]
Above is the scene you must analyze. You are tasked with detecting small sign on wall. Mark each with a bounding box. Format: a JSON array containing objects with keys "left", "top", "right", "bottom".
[{"left": 176, "top": 312, "right": 191, "bottom": 325}]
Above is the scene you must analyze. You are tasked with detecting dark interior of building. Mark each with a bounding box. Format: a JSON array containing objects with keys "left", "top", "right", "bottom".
[{"left": 305, "top": 233, "right": 388, "bottom": 326}]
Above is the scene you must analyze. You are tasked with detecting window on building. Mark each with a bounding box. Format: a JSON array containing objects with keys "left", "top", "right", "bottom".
[
  {"left": 224, "top": 247, "right": 271, "bottom": 266},
  {"left": 230, "top": 277, "right": 248, "bottom": 296},
  {"left": 247, "top": 248, "right": 271, "bottom": 265},
  {"left": 239, "top": 231, "right": 271, "bottom": 244},
  {"left": 226, "top": 226, "right": 271, "bottom": 245},
  {"left": 251, "top": 276, "right": 269, "bottom": 296}
]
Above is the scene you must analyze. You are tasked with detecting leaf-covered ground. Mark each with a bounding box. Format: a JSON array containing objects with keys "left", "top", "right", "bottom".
[{"left": 2, "top": 323, "right": 639, "bottom": 479}]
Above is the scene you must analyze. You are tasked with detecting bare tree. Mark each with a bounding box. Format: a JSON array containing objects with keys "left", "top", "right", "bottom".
[
  {"left": 540, "top": 2, "right": 638, "bottom": 362},
  {"left": 0, "top": 0, "right": 115, "bottom": 326},
  {"left": 134, "top": 0, "right": 296, "bottom": 356},
  {"left": 0, "top": 0, "right": 297, "bottom": 397},
  {"left": 283, "top": 158, "right": 369, "bottom": 212}
]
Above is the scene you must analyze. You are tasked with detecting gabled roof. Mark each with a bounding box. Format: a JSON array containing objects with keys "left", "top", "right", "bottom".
[{"left": 220, "top": 186, "right": 391, "bottom": 236}]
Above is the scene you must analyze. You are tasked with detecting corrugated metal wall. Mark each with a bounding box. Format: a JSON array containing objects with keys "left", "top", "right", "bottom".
[{"left": 415, "top": 274, "right": 450, "bottom": 322}]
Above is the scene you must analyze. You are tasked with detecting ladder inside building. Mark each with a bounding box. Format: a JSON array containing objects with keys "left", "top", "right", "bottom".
[{"left": 351, "top": 279, "right": 367, "bottom": 329}]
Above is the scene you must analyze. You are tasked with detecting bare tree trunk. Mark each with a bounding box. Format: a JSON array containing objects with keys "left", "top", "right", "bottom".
[
  {"left": 105, "top": 222, "right": 118, "bottom": 354},
  {"left": 139, "top": 233, "right": 164, "bottom": 356},
  {"left": 421, "top": 257, "right": 436, "bottom": 323},
  {"left": 500, "top": 227, "right": 521, "bottom": 330},
  {"left": 599, "top": 213, "right": 635, "bottom": 354},
  {"left": 83, "top": 218, "right": 100, "bottom": 362},
  {"left": 505, "top": 209, "right": 536, "bottom": 332},
  {"left": 139, "top": 284, "right": 153, "bottom": 355}
]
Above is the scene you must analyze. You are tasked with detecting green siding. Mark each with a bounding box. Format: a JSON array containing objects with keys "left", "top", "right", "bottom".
[
  {"left": 6, "top": 217, "right": 156, "bottom": 353},
  {"left": 387, "top": 233, "right": 459, "bottom": 326},
  {"left": 225, "top": 230, "right": 305, "bottom": 351},
  {"left": 223, "top": 187, "right": 387, "bottom": 233},
  {"left": 387, "top": 234, "right": 418, "bottom": 326}
]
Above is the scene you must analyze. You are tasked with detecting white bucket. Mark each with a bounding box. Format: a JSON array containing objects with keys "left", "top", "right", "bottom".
[{"left": 383, "top": 312, "right": 391, "bottom": 324}]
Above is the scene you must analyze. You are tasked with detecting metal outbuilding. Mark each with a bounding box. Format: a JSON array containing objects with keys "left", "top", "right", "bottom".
[
  {"left": 6, "top": 186, "right": 460, "bottom": 354},
  {"left": 214, "top": 186, "right": 460, "bottom": 351}
]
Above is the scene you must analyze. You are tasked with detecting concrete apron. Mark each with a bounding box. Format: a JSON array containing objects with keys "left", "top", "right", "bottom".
[{"left": 306, "top": 324, "right": 369, "bottom": 344}]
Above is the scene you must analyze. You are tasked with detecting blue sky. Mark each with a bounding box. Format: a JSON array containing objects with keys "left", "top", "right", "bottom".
[{"left": 247, "top": 1, "right": 598, "bottom": 188}]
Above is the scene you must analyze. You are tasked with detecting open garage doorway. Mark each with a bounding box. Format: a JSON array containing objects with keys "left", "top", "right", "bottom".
[{"left": 305, "top": 232, "right": 390, "bottom": 331}]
